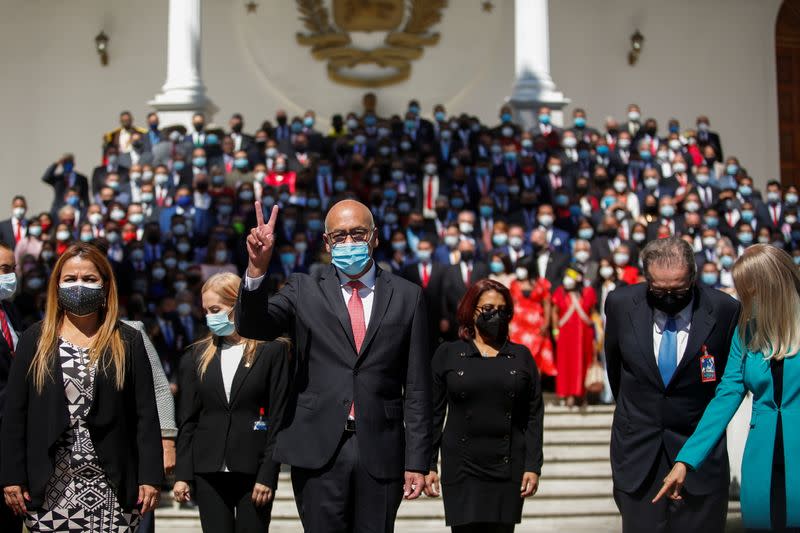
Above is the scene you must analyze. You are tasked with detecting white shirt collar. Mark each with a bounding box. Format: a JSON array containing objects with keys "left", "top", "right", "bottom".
[
  {"left": 654, "top": 299, "right": 693, "bottom": 333},
  {"left": 336, "top": 261, "right": 377, "bottom": 290}
]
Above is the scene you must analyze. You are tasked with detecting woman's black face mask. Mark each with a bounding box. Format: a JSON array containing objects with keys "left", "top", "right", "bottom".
[{"left": 475, "top": 308, "right": 511, "bottom": 340}]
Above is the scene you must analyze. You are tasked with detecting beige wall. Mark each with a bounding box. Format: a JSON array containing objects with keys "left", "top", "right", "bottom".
[{"left": 0, "top": 0, "right": 783, "bottom": 214}]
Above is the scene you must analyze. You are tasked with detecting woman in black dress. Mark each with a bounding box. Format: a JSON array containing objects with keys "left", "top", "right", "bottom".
[{"left": 425, "top": 278, "right": 544, "bottom": 533}]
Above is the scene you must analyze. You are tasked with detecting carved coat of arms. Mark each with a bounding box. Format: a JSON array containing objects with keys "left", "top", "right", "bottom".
[{"left": 296, "top": 0, "right": 447, "bottom": 87}]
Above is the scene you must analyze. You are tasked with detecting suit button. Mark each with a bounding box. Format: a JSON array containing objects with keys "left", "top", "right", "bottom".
[
  {"left": 353, "top": 369, "right": 359, "bottom": 376},
  {"left": 460, "top": 436, "right": 467, "bottom": 443},
  {"left": 508, "top": 391, "right": 516, "bottom": 398},
  {"left": 503, "top": 434, "right": 509, "bottom": 441},
  {"left": 505, "top": 412, "right": 511, "bottom": 419},
  {"left": 342, "top": 399, "right": 350, "bottom": 406},
  {"left": 503, "top": 456, "right": 509, "bottom": 463},
  {"left": 457, "top": 370, "right": 464, "bottom": 376},
  {"left": 460, "top": 392, "right": 467, "bottom": 399},
  {"left": 459, "top": 352, "right": 466, "bottom": 357},
  {"left": 510, "top": 370, "right": 517, "bottom": 375}
]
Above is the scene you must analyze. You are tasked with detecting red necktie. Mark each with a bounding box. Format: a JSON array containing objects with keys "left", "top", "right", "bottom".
[
  {"left": 422, "top": 264, "right": 430, "bottom": 289},
  {"left": 347, "top": 280, "right": 366, "bottom": 418},
  {"left": 465, "top": 265, "right": 472, "bottom": 286},
  {"left": 0, "top": 307, "right": 14, "bottom": 354},
  {"left": 14, "top": 222, "right": 20, "bottom": 243},
  {"left": 426, "top": 178, "right": 434, "bottom": 210},
  {"left": 773, "top": 206, "right": 779, "bottom": 226}
]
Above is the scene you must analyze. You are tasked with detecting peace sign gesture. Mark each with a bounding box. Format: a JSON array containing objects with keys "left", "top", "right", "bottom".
[{"left": 246, "top": 201, "right": 279, "bottom": 278}]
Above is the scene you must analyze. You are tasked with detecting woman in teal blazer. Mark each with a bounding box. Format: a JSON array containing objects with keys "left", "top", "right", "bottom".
[{"left": 655, "top": 244, "right": 800, "bottom": 532}]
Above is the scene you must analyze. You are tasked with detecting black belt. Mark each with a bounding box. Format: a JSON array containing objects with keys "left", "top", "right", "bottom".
[{"left": 344, "top": 419, "right": 356, "bottom": 433}]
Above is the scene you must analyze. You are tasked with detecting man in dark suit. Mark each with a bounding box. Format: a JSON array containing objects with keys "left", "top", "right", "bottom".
[
  {"left": 604, "top": 237, "right": 740, "bottom": 533},
  {"left": 0, "top": 197, "right": 28, "bottom": 251},
  {"left": 0, "top": 242, "right": 23, "bottom": 532},
  {"left": 91, "top": 146, "right": 130, "bottom": 196},
  {"left": 237, "top": 199, "right": 432, "bottom": 532},
  {"left": 42, "top": 154, "right": 91, "bottom": 215},
  {"left": 696, "top": 116, "right": 723, "bottom": 162},
  {"left": 402, "top": 236, "right": 445, "bottom": 350},
  {"left": 525, "top": 228, "right": 570, "bottom": 292},
  {"left": 228, "top": 112, "right": 254, "bottom": 153}
]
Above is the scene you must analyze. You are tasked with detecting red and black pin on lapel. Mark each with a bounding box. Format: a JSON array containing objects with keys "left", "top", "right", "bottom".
[{"left": 700, "top": 345, "right": 716, "bottom": 383}]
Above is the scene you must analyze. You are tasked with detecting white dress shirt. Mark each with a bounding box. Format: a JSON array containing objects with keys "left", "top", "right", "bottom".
[
  {"left": 219, "top": 341, "right": 245, "bottom": 472},
  {"left": 244, "top": 263, "right": 377, "bottom": 328},
  {"left": 653, "top": 301, "right": 693, "bottom": 366}
]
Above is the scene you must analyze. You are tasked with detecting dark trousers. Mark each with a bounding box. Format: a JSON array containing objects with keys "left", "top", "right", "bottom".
[
  {"left": 138, "top": 510, "right": 155, "bottom": 533},
  {"left": 194, "top": 472, "right": 271, "bottom": 533},
  {"left": 613, "top": 447, "right": 728, "bottom": 533},
  {"left": 452, "top": 524, "right": 515, "bottom": 533},
  {"left": 0, "top": 500, "right": 22, "bottom": 533},
  {"left": 291, "top": 431, "right": 404, "bottom": 533}
]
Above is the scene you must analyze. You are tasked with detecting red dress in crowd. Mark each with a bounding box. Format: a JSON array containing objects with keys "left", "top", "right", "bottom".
[
  {"left": 508, "top": 279, "right": 556, "bottom": 376},
  {"left": 617, "top": 265, "right": 640, "bottom": 285},
  {"left": 552, "top": 285, "right": 597, "bottom": 398}
]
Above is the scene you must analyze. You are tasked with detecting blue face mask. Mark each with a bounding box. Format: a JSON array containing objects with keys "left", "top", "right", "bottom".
[
  {"left": 737, "top": 232, "right": 753, "bottom": 245},
  {"left": 304, "top": 117, "right": 314, "bottom": 128},
  {"left": 669, "top": 124, "right": 680, "bottom": 134},
  {"left": 705, "top": 216, "right": 719, "bottom": 228},
  {"left": 574, "top": 117, "right": 586, "bottom": 128},
  {"left": 479, "top": 205, "right": 493, "bottom": 218},
  {"left": 405, "top": 119, "right": 416, "bottom": 131},
  {"left": 720, "top": 256, "right": 734, "bottom": 269},
  {"left": 727, "top": 164, "right": 739, "bottom": 175},
  {"left": 193, "top": 157, "right": 207, "bottom": 168},
  {"left": 280, "top": 252, "right": 296, "bottom": 266},
  {"left": 596, "top": 145, "right": 610, "bottom": 156},
  {"left": 739, "top": 185, "right": 752, "bottom": 197},
  {"left": 206, "top": 311, "right": 235, "bottom": 337},
  {"left": 451, "top": 198, "right": 464, "bottom": 209},
  {"left": 234, "top": 158, "right": 249, "bottom": 169},
  {"left": 176, "top": 195, "right": 192, "bottom": 208},
  {"left": 173, "top": 160, "right": 185, "bottom": 171},
  {"left": 63, "top": 162, "right": 74, "bottom": 173},
  {"left": 794, "top": 256, "right": 800, "bottom": 266},
  {"left": 578, "top": 228, "right": 594, "bottom": 240},
  {"left": 501, "top": 112, "right": 512, "bottom": 124},
  {"left": 701, "top": 272, "right": 718, "bottom": 286},
  {"left": 0, "top": 273, "right": 17, "bottom": 301},
  {"left": 435, "top": 111, "right": 446, "bottom": 122},
  {"left": 538, "top": 114, "right": 551, "bottom": 125},
  {"left": 307, "top": 219, "right": 323, "bottom": 232},
  {"left": 490, "top": 261, "right": 505, "bottom": 274},
  {"left": 504, "top": 152, "right": 517, "bottom": 162},
  {"left": 639, "top": 150, "right": 652, "bottom": 160},
  {"left": 291, "top": 122, "right": 303, "bottom": 133},
  {"left": 331, "top": 242, "right": 372, "bottom": 276},
  {"left": 741, "top": 210, "right": 754, "bottom": 222}
]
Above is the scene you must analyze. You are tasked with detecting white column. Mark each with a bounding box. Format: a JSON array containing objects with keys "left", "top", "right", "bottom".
[
  {"left": 149, "top": 0, "right": 210, "bottom": 129},
  {"left": 509, "top": 0, "right": 569, "bottom": 127}
]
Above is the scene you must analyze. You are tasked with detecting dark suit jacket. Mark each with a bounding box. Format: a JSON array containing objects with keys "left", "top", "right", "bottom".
[
  {"left": 0, "top": 220, "right": 17, "bottom": 250},
  {"left": 236, "top": 264, "right": 432, "bottom": 479},
  {"left": 439, "top": 262, "right": 490, "bottom": 335},
  {"left": 0, "top": 321, "right": 163, "bottom": 509},
  {"left": 42, "top": 164, "right": 91, "bottom": 213},
  {"left": 0, "top": 302, "right": 22, "bottom": 425},
  {"left": 176, "top": 340, "right": 289, "bottom": 489},
  {"left": 604, "top": 284, "right": 740, "bottom": 495},
  {"left": 91, "top": 165, "right": 130, "bottom": 195}
]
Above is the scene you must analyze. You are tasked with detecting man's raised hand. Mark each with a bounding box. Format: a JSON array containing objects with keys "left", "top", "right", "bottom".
[{"left": 247, "top": 202, "right": 279, "bottom": 278}]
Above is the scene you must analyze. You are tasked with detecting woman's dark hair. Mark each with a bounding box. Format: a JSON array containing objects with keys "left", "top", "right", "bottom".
[{"left": 456, "top": 278, "right": 514, "bottom": 341}]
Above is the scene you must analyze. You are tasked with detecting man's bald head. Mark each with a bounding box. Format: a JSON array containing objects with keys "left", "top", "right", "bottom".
[{"left": 324, "top": 200, "right": 375, "bottom": 233}]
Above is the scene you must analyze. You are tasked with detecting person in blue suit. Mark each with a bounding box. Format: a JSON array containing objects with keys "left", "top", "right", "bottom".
[{"left": 655, "top": 243, "right": 800, "bottom": 532}]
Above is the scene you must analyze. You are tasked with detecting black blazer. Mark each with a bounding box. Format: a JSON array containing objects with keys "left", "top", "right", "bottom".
[
  {"left": 604, "top": 284, "right": 740, "bottom": 495},
  {"left": 236, "top": 264, "right": 432, "bottom": 479},
  {"left": 430, "top": 340, "right": 544, "bottom": 482},
  {"left": 175, "top": 340, "right": 289, "bottom": 489},
  {"left": 0, "top": 321, "right": 163, "bottom": 510},
  {"left": 41, "top": 164, "right": 91, "bottom": 213}
]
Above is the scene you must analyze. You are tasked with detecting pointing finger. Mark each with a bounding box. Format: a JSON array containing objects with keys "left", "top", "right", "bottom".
[{"left": 255, "top": 200, "right": 265, "bottom": 226}]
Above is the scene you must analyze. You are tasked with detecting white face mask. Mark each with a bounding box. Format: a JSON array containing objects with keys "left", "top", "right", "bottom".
[
  {"left": 575, "top": 250, "right": 590, "bottom": 263},
  {"left": 459, "top": 222, "right": 474, "bottom": 235},
  {"left": 515, "top": 267, "right": 528, "bottom": 281},
  {"left": 599, "top": 266, "right": 615, "bottom": 279},
  {"left": 562, "top": 276, "right": 577, "bottom": 290}
]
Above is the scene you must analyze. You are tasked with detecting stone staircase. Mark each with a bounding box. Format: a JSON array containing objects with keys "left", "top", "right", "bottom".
[{"left": 154, "top": 403, "right": 740, "bottom": 532}]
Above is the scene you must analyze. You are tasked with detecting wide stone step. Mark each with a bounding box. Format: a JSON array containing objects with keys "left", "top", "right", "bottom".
[
  {"left": 543, "top": 427, "right": 611, "bottom": 444},
  {"left": 543, "top": 443, "right": 609, "bottom": 462},
  {"left": 543, "top": 411, "right": 614, "bottom": 429},
  {"left": 543, "top": 459, "right": 612, "bottom": 479}
]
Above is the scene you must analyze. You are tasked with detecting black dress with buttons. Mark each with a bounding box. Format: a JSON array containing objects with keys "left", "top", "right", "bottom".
[{"left": 430, "top": 339, "right": 544, "bottom": 527}]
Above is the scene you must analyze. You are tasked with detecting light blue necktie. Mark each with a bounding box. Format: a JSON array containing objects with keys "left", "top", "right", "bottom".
[{"left": 658, "top": 317, "right": 678, "bottom": 386}]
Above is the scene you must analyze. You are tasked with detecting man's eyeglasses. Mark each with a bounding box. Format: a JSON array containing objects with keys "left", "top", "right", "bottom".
[
  {"left": 326, "top": 228, "right": 373, "bottom": 245},
  {"left": 649, "top": 287, "right": 691, "bottom": 299}
]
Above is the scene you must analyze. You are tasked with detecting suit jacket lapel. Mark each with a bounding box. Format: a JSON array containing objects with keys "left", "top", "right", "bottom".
[
  {"left": 358, "top": 269, "right": 393, "bottom": 360},
  {"left": 629, "top": 294, "right": 663, "bottom": 390},
  {"left": 208, "top": 349, "right": 228, "bottom": 407},
  {"left": 228, "top": 352, "right": 253, "bottom": 407},
  {"left": 320, "top": 265, "right": 357, "bottom": 354},
  {"left": 672, "top": 295, "right": 715, "bottom": 385}
]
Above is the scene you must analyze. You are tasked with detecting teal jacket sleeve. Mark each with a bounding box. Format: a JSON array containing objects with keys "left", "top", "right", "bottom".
[{"left": 676, "top": 326, "right": 748, "bottom": 470}]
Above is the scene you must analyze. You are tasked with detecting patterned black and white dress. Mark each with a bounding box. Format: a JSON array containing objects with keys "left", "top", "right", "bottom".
[{"left": 25, "top": 339, "right": 140, "bottom": 532}]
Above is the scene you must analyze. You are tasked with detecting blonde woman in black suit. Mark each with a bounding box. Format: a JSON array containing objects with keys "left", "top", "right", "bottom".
[{"left": 173, "top": 272, "right": 288, "bottom": 532}]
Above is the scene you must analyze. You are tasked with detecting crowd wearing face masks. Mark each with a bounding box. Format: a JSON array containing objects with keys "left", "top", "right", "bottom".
[{"left": 0, "top": 99, "right": 788, "bottom": 405}]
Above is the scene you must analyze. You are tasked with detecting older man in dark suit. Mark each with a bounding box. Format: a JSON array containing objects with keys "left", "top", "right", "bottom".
[
  {"left": 237, "top": 199, "right": 432, "bottom": 533},
  {"left": 604, "top": 237, "right": 740, "bottom": 533}
]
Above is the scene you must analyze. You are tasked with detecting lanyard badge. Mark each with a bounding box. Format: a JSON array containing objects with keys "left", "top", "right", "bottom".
[{"left": 253, "top": 407, "right": 268, "bottom": 431}]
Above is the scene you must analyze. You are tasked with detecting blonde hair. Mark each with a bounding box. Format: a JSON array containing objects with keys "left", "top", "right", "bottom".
[
  {"left": 195, "top": 272, "right": 260, "bottom": 378},
  {"left": 732, "top": 244, "right": 800, "bottom": 360},
  {"left": 31, "top": 243, "right": 126, "bottom": 393}
]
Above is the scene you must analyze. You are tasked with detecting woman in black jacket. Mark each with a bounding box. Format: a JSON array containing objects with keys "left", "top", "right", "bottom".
[
  {"left": 1, "top": 242, "right": 163, "bottom": 532},
  {"left": 173, "top": 272, "right": 288, "bottom": 533},
  {"left": 425, "top": 278, "right": 544, "bottom": 533}
]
